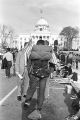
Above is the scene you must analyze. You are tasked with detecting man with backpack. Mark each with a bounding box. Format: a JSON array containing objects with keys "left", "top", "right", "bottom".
[{"left": 24, "top": 40, "right": 53, "bottom": 119}]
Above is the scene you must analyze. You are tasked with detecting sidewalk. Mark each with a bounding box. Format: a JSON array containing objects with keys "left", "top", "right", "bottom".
[
  {"left": 0, "top": 62, "right": 78, "bottom": 120},
  {"left": 22, "top": 82, "right": 72, "bottom": 120},
  {"left": 0, "top": 64, "right": 17, "bottom": 101},
  {"left": 22, "top": 67, "right": 80, "bottom": 120}
]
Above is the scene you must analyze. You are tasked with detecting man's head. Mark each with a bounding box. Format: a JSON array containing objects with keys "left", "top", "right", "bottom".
[
  {"left": 7, "top": 48, "right": 10, "bottom": 52},
  {"left": 36, "top": 40, "right": 44, "bottom": 45}
]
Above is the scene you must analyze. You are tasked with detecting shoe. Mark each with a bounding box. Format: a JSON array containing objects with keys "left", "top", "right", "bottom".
[
  {"left": 24, "top": 100, "right": 30, "bottom": 108},
  {"left": 65, "top": 115, "right": 72, "bottom": 120},
  {"left": 28, "top": 109, "right": 42, "bottom": 119},
  {"left": 17, "top": 95, "right": 22, "bottom": 101},
  {"left": 23, "top": 95, "right": 26, "bottom": 98},
  {"left": 65, "top": 115, "right": 78, "bottom": 120},
  {"left": 70, "top": 116, "right": 78, "bottom": 120},
  {"left": 37, "top": 110, "right": 42, "bottom": 119},
  {"left": 70, "top": 94, "right": 77, "bottom": 99}
]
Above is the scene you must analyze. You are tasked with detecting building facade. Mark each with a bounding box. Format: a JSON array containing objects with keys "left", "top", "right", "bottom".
[{"left": 14, "top": 18, "right": 59, "bottom": 50}]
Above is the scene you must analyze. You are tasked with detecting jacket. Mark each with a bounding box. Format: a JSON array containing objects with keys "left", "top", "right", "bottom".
[
  {"left": 30, "top": 45, "right": 52, "bottom": 60},
  {"left": 15, "top": 50, "right": 25, "bottom": 76}
]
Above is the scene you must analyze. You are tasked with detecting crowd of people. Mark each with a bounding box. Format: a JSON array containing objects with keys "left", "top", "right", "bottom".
[
  {"left": 1, "top": 38, "right": 80, "bottom": 120},
  {"left": 59, "top": 51, "right": 79, "bottom": 70}
]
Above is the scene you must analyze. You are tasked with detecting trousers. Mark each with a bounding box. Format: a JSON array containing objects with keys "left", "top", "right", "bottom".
[
  {"left": 17, "top": 67, "right": 29, "bottom": 96},
  {"left": 5, "top": 61, "right": 12, "bottom": 77},
  {"left": 26, "top": 74, "right": 48, "bottom": 110}
]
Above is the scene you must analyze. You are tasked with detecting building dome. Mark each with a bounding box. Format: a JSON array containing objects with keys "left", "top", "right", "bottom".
[{"left": 36, "top": 18, "right": 49, "bottom": 27}]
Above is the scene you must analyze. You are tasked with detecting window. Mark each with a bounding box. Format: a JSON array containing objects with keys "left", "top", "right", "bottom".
[
  {"left": 39, "top": 36, "right": 42, "bottom": 40},
  {"left": 24, "top": 38, "right": 26, "bottom": 40},
  {"left": 20, "top": 37, "right": 22, "bottom": 40},
  {"left": 47, "top": 36, "right": 49, "bottom": 39},
  {"left": 36, "top": 36, "right": 38, "bottom": 39},
  {"left": 32, "top": 36, "right": 35, "bottom": 39},
  {"left": 40, "top": 28, "right": 42, "bottom": 31}
]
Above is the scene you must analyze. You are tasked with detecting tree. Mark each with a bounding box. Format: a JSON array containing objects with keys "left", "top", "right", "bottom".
[
  {"left": 60, "top": 26, "right": 79, "bottom": 50},
  {"left": 0, "top": 25, "right": 14, "bottom": 49}
]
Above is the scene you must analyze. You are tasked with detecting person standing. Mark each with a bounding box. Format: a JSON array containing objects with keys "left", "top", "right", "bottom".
[
  {"left": 13, "top": 50, "right": 18, "bottom": 76},
  {"left": 15, "top": 40, "right": 33, "bottom": 101},
  {"left": 3, "top": 48, "right": 13, "bottom": 78},
  {"left": 67, "top": 52, "right": 73, "bottom": 65},
  {"left": 60, "top": 52, "right": 65, "bottom": 65},
  {"left": 24, "top": 40, "right": 52, "bottom": 119},
  {"left": 76, "top": 54, "right": 78, "bottom": 69}
]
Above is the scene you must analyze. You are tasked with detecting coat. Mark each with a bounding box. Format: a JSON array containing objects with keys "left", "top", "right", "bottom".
[
  {"left": 30, "top": 45, "right": 52, "bottom": 60},
  {"left": 15, "top": 49, "right": 29, "bottom": 95},
  {"left": 15, "top": 46, "right": 51, "bottom": 99},
  {"left": 15, "top": 44, "right": 33, "bottom": 76},
  {"left": 15, "top": 50, "right": 25, "bottom": 76}
]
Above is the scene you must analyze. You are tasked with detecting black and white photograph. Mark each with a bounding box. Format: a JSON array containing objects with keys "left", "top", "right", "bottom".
[{"left": 0, "top": 0, "right": 80, "bottom": 120}]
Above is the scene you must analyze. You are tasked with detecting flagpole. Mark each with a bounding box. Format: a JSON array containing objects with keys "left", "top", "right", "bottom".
[{"left": 40, "top": 8, "right": 43, "bottom": 18}]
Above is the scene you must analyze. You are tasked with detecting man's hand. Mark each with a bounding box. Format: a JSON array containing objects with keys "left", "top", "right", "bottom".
[
  {"left": 16, "top": 72, "right": 23, "bottom": 79},
  {"left": 66, "top": 116, "right": 78, "bottom": 120},
  {"left": 68, "top": 74, "right": 73, "bottom": 80},
  {"left": 70, "top": 116, "right": 78, "bottom": 120}
]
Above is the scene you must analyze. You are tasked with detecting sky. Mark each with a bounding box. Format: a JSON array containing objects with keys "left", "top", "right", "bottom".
[{"left": 0, "top": 0, "right": 80, "bottom": 34}]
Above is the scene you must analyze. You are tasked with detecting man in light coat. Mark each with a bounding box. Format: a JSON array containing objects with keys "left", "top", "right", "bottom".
[{"left": 15, "top": 40, "right": 33, "bottom": 101}]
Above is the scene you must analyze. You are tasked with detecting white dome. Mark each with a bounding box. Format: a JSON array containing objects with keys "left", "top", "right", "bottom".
[{"left": 36, "top": 18, "right": 49, "bottom": 27}]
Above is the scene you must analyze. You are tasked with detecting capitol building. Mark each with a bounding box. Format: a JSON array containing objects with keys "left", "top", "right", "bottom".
[
  {"left": 12, "top": 17, "right": 80, "bottom": 51},
  {"left": 13, "top": 17, "right": 59, "bottom": 50}
]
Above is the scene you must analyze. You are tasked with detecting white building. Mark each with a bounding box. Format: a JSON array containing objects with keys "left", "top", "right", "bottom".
[
  {"left": 72, "top": 37, "right": 80, "bottom": 50},
  {"left": 14, "top": 18, "right": 59, "bottom": 50}
]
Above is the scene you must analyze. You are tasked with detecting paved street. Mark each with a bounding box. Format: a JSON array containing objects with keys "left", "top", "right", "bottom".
[
  {"left": 0, "top": 63, "right": 21, "bottom": 120},
  {"left": 0, "top": 63, "right": 80, "bottom": 120},
  {"left": 0, "top": 0, "right": 80, "bottom": 119}
]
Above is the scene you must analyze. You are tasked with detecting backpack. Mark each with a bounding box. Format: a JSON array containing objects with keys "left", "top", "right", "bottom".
[
  {"left": 30, "top": 45, "right": 52, "bottom": 60},
  {"left": 1, "top": 57, "right": 8, "bottom": 69},
  {"left": 29, "top": 45, "right": 52, "bottom": 78},
  {"left": 30, "top": 59, "right": 50, "bottom": 78}
]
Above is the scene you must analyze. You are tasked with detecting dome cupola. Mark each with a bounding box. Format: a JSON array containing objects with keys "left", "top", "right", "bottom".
[{"left": 36, "top": 18, "right": 49, "bottom": 27}]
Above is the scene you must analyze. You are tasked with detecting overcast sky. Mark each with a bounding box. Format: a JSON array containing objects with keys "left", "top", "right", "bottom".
[{"left": 0, "top": 0, "right": 80, "bottom": 34}]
